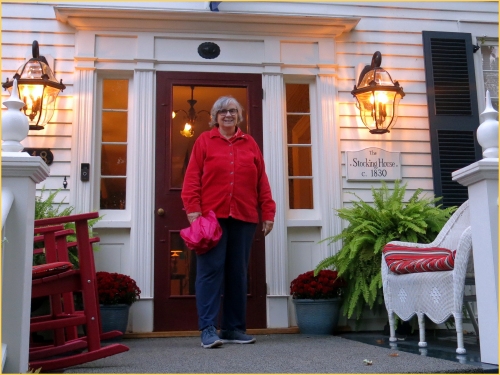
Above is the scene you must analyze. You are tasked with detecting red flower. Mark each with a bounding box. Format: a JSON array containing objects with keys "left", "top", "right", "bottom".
[
  {"left": 96, "top": 271, "right": 141, "bottom": 305},
  {"left": 290, "top": 270, "right": 346, "bottom": 300}
]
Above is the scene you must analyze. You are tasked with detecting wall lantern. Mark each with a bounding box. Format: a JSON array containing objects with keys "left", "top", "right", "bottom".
[
  {"left": 172, "top": 86, "right": 210, "bottom": 138},
  {"left": 351, "top": 51, "right": 405, "bottom": 134},
  {"left": 2, "top": 40, "right": 66, "bottom": 131}
]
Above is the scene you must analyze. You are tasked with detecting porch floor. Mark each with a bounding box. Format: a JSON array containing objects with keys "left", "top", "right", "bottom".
[{"left": 61, "top": 329, "right": 498, "bottom": 373}]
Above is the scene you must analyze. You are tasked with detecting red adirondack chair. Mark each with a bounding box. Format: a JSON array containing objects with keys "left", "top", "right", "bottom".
[{"left": 29, "top": 212, "right": 129, "bottom": 371}]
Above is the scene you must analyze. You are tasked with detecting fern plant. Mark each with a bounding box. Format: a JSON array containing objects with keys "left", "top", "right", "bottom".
[{"left": 314, "top": 181, "right": 456, "bottom": 322}]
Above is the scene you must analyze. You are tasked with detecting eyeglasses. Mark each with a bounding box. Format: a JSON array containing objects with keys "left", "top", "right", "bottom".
[{"left": 218, "top": 108, "right": 238, "bottom": 116}]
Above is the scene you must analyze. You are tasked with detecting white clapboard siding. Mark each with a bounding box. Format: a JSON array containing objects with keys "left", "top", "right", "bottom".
[
  {"left": 342, "top": 189, "right": 436, "bottom": 205},
  {"left": 1, "top": 3, "right": 76, "bottom": 201},
  {"left": 45, "top": 161, "right": 72, "bottom": 176},
  {"left": 343, "top": 178, "right": 435, "bottom": 191}
]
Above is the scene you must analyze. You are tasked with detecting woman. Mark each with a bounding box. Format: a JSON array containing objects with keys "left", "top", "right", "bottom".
[{"left": 181, "top": 96, "right": 276, "bottom": 349}]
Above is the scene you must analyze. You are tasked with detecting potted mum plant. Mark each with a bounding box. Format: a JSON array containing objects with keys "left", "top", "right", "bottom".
[
  {"left": 96, "top": 271, "right": 141, "bottom": 334},
  {"left": 290, "top": 269, "right": 346, "bottom": 335}
]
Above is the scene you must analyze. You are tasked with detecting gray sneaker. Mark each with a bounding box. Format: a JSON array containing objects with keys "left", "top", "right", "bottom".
[
  {"left": 200, "top": 326, "right": 223, "bottom": 348},
  {"left": 219, "top": 330, "right": 256, "bottom": 344}
]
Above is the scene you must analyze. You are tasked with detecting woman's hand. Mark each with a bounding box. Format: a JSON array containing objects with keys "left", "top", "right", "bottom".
[
  {"left": 187, "top": 212, "right": 202, "bottom": 224},
  {"left": 262, "top": 221, "right": 274, "bottom": 236}
]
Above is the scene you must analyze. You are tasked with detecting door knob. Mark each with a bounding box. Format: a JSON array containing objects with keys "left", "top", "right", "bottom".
[{"left": 157, "top": 208, "right": 165, "bottom": 216}]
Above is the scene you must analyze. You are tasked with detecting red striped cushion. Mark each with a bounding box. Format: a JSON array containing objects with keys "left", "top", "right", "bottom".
[
  {"left": 383, "top": 244, "right": 456, "bottom": 274},
  {"left": 32, "top": 261, "right": 73, "bottom": 279}
]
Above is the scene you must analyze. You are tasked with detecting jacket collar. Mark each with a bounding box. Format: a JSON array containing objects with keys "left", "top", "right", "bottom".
[{"left": 209, "top": 126, "right": 246, "bottom": 141}]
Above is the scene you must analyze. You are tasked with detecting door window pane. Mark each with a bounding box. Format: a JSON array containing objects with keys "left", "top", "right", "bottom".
[
  {"left": 287, "top": 115, "right": 311, "bottom": 144},
  {"left": 169, "top": 232, "right": 196, "bottom": 296},
  {"left": 101, "top": 145, "right": 127, "bottom": 176},
  {"left": 170, "top": 86, "right": 247, "bottom": 189},
  {"left": 289, "top": 179, "right": 313, "bottom": 209},
  {"left": 102, "top": 112, "right": 128, "bottom": 142},
  {"left": 286, "top": 83, "right": 310, "bottom": 113},
  {"left": 103, "top": 80, "right": 128, "bottom": 109},
  {"left": 100, "top": 178, "right": 126, "bottom": 209},
  {"left": 286, "top": 83, "right": 313, "bottom": 209},
  {"left": 288, "top": 147, "right": 312, "bottom": 176}
]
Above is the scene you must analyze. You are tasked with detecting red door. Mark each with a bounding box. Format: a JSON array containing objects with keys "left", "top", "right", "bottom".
[{"left": 153, "top": 72, "right": 267, "bottom": 331}]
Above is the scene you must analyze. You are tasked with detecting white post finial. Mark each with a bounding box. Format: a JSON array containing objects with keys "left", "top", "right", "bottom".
[
  {"left": 2, "top": 79, "right": 29, "bottom": 152},
  {"left": 476, "top": 90, "right": 499, "bottom": 159}
]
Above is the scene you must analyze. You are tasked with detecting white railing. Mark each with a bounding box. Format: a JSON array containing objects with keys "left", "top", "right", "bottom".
[
  {"left": 2, "top": 187, "right": 14, "bottom": 228},
  {"left": 452, "top": 91, "right": 499, "bottom": 365},
  {"left": 1, "top": 187, "right": 14, "bottom": 371},
  {"left": 1, "top": 154, "right": 50, "bottom": 373}
]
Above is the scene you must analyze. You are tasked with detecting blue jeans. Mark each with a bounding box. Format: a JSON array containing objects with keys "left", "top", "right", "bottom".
[{"left": 195, "top": 217, "right": 257, "bottom": 331}]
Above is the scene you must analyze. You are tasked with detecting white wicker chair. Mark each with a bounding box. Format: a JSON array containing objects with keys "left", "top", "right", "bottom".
[{"left": 381, "top": 200, "right": 473, "bottom": 354}]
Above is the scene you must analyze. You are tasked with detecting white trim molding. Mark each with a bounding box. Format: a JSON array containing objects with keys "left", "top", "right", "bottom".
[{"left": 54, "top": 6, "right": 360, "bottom": 37}]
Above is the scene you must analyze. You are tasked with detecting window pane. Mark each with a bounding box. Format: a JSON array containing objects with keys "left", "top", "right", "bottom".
[
  {"left": 287, "top": 115, "right": 311, "bottom": 144},
  {"left": 481, "top": 46, "right": 499, "bottom": 70},
  {"left": 482, "top": 45, "right": 498, "bottom": 111},
  {"left": 170, "top": 232, "right": 196, "bottom": 296},
  {"left": 289, "top": 179, "right": 313, "bottom": 209},
  {"left": 100, "top": 178, "right": 126, "bottom": 209},
  {"left": 101, "top": 145, "right": 127, "bottom": 175},
  {"left": 288, "top": 147, "right": 312, "bottom": 176},
  {"left": 103, "top": 79, "right": 128, "bottom": 109},
  {"left": 286, "top": 84, "right": 310, "bottom": 113},
  {"left": 170, "top": 85, "right": 248, "bottom": 189},
  {"left": 102, "top": 112, "right": 128, "bottom": 142}
]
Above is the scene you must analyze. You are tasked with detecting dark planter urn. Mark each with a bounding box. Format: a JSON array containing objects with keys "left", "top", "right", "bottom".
[
  {"left": 100, "top": 304, "right": 130, "bottom": 334},
  {"left": 293, "top": 298, "right": 341, "bottom": 335}
]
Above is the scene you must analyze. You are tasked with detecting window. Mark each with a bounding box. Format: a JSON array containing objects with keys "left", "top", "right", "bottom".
[
  {"left": 285, "top": 83, "right": 313, "bottom": 209},
  {"left": 481, "top": 44, "right": 498, "bottom": 110},
  {"left": 99, "top": 79, "right": 129, "bottom": 210}
]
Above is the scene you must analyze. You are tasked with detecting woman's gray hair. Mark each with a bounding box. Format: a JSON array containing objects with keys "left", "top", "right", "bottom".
[{"left": 209, "top": 96, "right": 244, "bottom": 127}]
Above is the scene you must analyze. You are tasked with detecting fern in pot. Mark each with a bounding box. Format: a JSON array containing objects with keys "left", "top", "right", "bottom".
[{"left": 314, "top": 181, "right": 456, "bottom": 323}]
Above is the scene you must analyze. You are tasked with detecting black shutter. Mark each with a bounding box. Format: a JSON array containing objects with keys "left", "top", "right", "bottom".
[{"left": 422, "top": 31, "right": 482, "bottom": 208}]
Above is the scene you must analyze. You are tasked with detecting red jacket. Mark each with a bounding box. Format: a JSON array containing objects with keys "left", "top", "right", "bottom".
[{"left": 181, "top": 127, "right": 276, "bottom": 223}]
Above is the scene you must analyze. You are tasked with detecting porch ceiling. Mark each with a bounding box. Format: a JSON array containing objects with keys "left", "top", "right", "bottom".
[{"left": 53, "top": 6, "right": 360, "bottom": 38}]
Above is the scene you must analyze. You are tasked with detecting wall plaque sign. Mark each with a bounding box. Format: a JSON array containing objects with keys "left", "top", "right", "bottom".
[{"left": 346, "top": 147, "right": 401, "bottom": 181}]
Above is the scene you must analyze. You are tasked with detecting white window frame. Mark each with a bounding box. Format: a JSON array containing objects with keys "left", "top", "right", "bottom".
[
  {"left": 474, "top": 37, "right": 498, "bottom": 113},
  {"left": 284, "top": 78, "right": 322, "bottom": 226},
  {"left": 94, "top": 72, "right": 134, "bottom": 224}
]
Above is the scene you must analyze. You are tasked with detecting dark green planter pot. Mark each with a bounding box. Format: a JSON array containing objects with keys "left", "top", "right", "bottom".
[
  {"left": 293, "top": 298, "right": 341, "bottom": 335},
  {"left": 100, "top": 304, "right": 130, "bottom": 334}
]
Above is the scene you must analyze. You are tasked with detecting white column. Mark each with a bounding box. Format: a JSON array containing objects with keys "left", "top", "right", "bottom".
[
  {"left": 262, "top": 72, "right": 289, "bottom": 327},
  {"left": 70, "top": 66, "right": 96, "bottom": 213},
  {"left": 316, "top": 73, "right": 343, "bottom": 259},
  {"left": 128, "top": 68, "right": 155, "bottom": 332},
  {"left": 452, "top": 91, "right": 498, "bottom": 365},
  {"left": 2, "top": 154, "right": 49, "bottom": 373}
]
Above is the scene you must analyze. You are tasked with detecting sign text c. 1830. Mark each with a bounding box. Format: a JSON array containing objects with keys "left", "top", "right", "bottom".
[{"left": 346, "top": 147, "right": 401, "bottom": 181}]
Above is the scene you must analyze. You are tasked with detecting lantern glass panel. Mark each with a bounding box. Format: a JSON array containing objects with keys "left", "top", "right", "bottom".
[
  {"left": 359, "top": 68, "right": 395, "bottom": 88},
  {"left": 356, "top": 90, "right": 400, "bottom": 132},
  {"left": 16, "top": 83, "right": 59, "bottom": 126}
]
